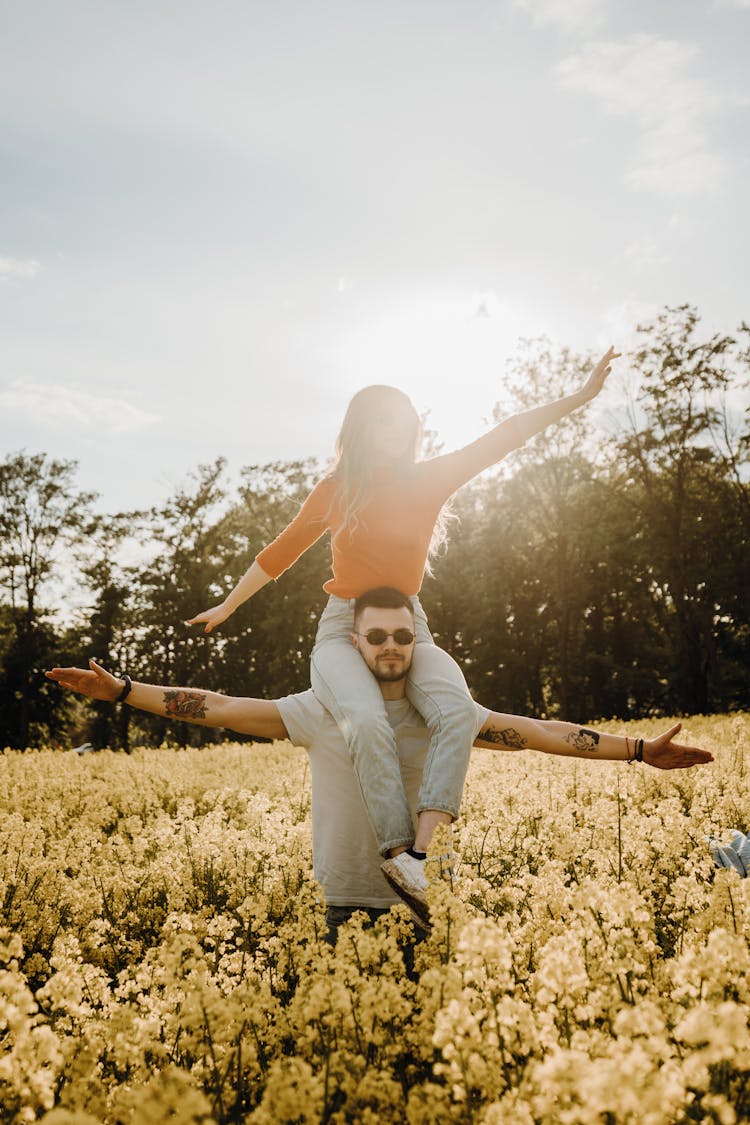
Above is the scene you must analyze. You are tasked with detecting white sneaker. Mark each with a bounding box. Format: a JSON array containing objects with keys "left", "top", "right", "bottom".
[
  {"left": 709, "top": 834, "right": 748, "bottom": 877},
  {"left": 381, "top": 853, "right": 429, "bottom": 924},
  {"left": 729, "top": 830, "right": 750, "bottom": 874},
  {"left": 381, "top": 850, "right": 455, "bottom": 925}
]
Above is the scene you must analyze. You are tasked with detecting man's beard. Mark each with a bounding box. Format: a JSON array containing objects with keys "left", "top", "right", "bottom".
[{"left": 369, "top": 653, "right": 412, "bottom": 682}]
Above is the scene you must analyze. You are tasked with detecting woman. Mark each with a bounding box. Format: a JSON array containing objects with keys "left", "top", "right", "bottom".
[{"left": 188, "top": 347, "right": 620, "bottom": 865}]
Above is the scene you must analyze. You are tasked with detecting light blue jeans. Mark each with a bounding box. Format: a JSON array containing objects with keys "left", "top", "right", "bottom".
[{"left": 310, "top": 594, "right": 477, "bottom": 856}]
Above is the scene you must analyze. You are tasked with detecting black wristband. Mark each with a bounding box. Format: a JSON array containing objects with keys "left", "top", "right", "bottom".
[{"left": 116, "top": 674, "right": 132, "bottom": 704}]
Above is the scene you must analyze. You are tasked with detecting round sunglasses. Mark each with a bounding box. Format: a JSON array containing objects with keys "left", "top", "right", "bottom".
[{"left": 356, "top": 628, "right": 416, "bottom": 646}]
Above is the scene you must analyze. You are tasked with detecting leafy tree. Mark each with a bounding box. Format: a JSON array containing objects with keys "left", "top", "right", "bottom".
[
  {"left": 130, "top": 459, "right": 233, "bottom": 746},
  {"left": 621, "top": 305, "right": 749, "bottom": 711},
  {"left": 0, "top": 452, "right": 96, "bottom": 747},
  {"left": 71, "top": 513, "right": 147, "bottom": 750}
]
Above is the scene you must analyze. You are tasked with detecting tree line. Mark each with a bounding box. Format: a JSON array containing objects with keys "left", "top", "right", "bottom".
[{"left": 2, "top": 306, "right": 748, "bottom": 751}]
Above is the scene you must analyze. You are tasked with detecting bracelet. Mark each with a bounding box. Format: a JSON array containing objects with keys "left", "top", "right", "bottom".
[
  {"left": 626, "top": 735, "right": 644, "bottom": 764},
  {"left": 116, "top": 674, "right": 132, "bottom": 704}
]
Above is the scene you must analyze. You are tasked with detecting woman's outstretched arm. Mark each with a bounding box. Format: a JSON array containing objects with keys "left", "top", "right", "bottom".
[
  {"left": 185, "top": 560, "right": 273, "bottom": 634},
  {"left": 428, "top": 347, "right": 621, "bottom": 491},
  {"left": 186, "top": 478, "right": 333, "bottom": 634},
  {"left": 512, "top": 345, "right": 620, "bottom": 443}
]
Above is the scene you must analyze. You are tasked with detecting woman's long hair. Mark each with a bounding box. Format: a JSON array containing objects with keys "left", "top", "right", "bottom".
[{"left": 328, "top": 385, "right": 453, "bottom": 564}]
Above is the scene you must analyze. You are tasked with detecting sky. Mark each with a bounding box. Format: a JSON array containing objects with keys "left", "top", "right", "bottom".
[{"left": 2, "top": 0, "right": 749, "bottom": 514}]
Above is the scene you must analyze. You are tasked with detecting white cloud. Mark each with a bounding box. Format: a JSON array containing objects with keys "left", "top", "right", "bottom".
[
  {"left": 0, "top": 380, "right": 159, "bottom": 432},
  {"left": 713, "top": 0, "right": 750, "bottom": 9},
  {"left": 0, "top": 255, "right": 42, "bottom": 281},
  {"left": 556, "top": 35, "right": 729, "bottom": 194},
  {"left": 512, "top": 0, "right": 606, "bottom": 31}
]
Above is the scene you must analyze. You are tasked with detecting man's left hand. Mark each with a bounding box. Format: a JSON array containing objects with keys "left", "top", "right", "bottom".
[{"left": 643, "top": 722, "right": 714, "bottom": 769}]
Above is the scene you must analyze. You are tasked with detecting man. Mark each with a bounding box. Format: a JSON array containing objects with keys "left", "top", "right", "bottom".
[{"left": 47, "top": 587, "right": 713, "bottom": 938}]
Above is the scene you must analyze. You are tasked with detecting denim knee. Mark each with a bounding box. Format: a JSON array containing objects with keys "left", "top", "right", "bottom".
[
  {"left": 343, "top": 703, "right": 394, "bottom": 745},
  {"left": 425, "top": 689, "right": 477, "bottom": 739}
]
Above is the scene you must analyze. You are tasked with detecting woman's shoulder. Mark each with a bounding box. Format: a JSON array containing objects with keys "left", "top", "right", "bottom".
[
  {"left": 312, "top": 472, "right": 339, "bottom": 497},
  {"left": 299, "top": 472, "right": 339, "bottom": 518},
  {"left": 411, "top": 451, "right": 459, "bottom": 483}
]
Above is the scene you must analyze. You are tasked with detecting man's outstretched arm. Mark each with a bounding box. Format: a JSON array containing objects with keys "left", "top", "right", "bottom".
[
  {"left": 473, "top": 712, "right": 713, "bottom": 770},
  {"left": 45, "top": 660, "right": 290, "bottom": 741}
]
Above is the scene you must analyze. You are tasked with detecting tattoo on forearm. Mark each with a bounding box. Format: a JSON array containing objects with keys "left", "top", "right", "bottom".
[
  {"left": 479, "top": 726, "right": 527, "bottom": 749},
  {"left": 565, "top": 728, "right": 600, "bottom": 752},
  {"left": 163, "top": 690, "right": 208, "bottom": 720}
]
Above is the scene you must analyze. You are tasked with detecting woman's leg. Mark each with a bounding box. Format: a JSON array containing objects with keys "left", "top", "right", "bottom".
[
  {"left": 406, "top": 599, "right": 477, "bottom": 824},
  {"left": 311, "top": 597, "right": 415, "bottom": 857}
]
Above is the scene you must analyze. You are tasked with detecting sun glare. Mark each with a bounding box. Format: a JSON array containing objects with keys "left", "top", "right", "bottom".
[{"left": 340, "top": 291, "right": 538, "bottom": 453}]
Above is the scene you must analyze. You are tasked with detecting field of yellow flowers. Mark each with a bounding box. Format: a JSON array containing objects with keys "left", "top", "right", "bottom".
[{"left": 2, "top": 712, "right": 750, "bottom": 1124}]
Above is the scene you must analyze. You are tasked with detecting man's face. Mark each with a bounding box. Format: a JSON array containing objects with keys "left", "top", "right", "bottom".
[{"left": 351, "top": 605, "right": 416, "bottom": 682}]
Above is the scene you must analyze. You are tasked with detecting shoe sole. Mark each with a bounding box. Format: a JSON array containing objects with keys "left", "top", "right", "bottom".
[{"left": 381, "top": 859, "right": 431, "bottom": 926}]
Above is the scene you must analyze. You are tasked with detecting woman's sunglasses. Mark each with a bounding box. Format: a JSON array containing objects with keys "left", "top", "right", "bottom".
[{"left": 356, "top": 628, "right": 416, "bottom": 646}]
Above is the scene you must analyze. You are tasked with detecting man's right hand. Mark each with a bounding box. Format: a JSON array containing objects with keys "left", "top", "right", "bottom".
[
  {"left": 185, "top": 604, "right": 232, "bottom": 634},
  {"left": 46, "top": 659, "right": 123, "bottom": 701}
]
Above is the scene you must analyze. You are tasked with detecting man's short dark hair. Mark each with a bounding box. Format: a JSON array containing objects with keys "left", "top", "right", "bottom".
[{"left": 353, "top": 587, "right": 414, "bottom": 628}]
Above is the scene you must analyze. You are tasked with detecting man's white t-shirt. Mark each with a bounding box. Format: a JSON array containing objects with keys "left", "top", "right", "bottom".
[{"left": 277, "top": 690, "right": 490, "bottom": 909}]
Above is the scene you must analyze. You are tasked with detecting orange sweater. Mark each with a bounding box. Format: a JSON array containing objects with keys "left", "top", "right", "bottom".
[{"left": 256, "top": 417, "right": 525, "bottom": 598}]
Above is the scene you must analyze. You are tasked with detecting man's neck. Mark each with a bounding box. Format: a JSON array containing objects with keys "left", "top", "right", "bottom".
[{"left": 378, "top": 680, "right": 407, "bottom": 702}]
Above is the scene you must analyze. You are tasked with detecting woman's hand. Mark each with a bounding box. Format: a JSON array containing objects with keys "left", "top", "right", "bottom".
[
  {"left": 577, "top": 345, "right": 621, "bottom": 404},
  {"left": 185, "top": 564, "right": 273, "bottom": 634},
  {"left": 185, "top": 604, "right": 233, "bottom": 634},
  {"left": 643, "top": 722, "right": 714, "bottom": 770}
]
